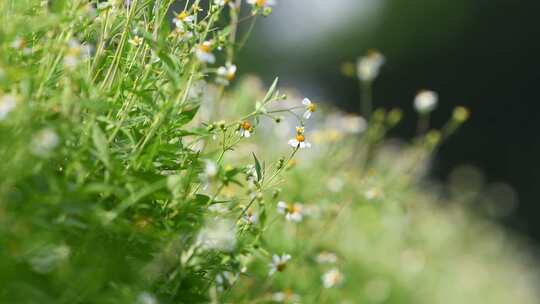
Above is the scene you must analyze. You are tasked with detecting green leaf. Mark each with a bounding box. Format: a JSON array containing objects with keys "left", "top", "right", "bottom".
[
  {"left": 252, "top": 152, "right": 262, "bottom": 182},
  {"left": 177, "top": 106, "right": 200, "bottom": 126},
  {"left": 262, "top": 77, "right": 279, "bottom": 103},
  {"left": 92, "top": 124, "right": 111, "bottom": 169}
]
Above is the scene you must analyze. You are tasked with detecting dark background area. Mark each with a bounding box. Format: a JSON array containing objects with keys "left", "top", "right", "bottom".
[{"left": 237, "top": 0, "right": 540, "bottom": 239}]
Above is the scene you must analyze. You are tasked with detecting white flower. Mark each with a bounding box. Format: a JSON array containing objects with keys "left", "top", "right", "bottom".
[
  {"left": 288, "top": 126, "right": 311, "bottom": 149},
  {"left": 364, "top": 188, "right": 382, "bottom": 200},
  {"left": 301, "top": 98, "right": 316, "bottom": 120},
  {"left": 216, "top": 64, "right": 237, "bottom": 86},
  {"left": 268, "top": 253, "right": 291, "bottom": 276},
  {"left": 170, "top": 27, "right": 193, "bottom": 41},
  {"left": 414, "top": 90, "right": 438, "bottom": 114},
  {"left": 272, "top": 290, "right": 300, "bottom": 303},
  {"left": 205, "top": 160, "right": 218, "bottom": 178},
  {"left": 316, "top": 251, "right": 338, "bottom": 264},
  {"left": 322, "top": 268, "right": 344, "bottom": 288},
  {"left": 64, "top": 39, "right": 93, "bottom": 69},
  {"left": 243, "top": 209, "right": 259, "bottom": 225},
  {"left": 214, "top": 0, "right": 233, "bottom": 6},
  {"left": 128, "top": 35, "right": 143, "bottom": 47},
  {"left": 357, "top": 50, "right": 385, "bottom": 82},
  {"left": 173, "top": 11, "right": 194, "bottom": 28},
  {"left": 197, "top": 219, "right": 236, "bottom": 252},
  {"left": 238, "top": 120, "right": 253, "bottom": 138},
  {"left": 11, "top": 37, "right": 31, "bottom": 55},
  {"left": 31, "top": 128, "right": 60, "bottom": 157},
  {"left": 247, "top": 0, "right": 276, "bottom": 8},
  {"left": 195, "top": 41, "right": 215, "bottom": 64},
  {"left": 277, "top": 201, "right": 304, "bottom": 223},
  {"left": 137, "top": 292, "right": 158, "bottom": 304},
  {"left": 0, "top": 94, "right": 17, "bottom": 121},
  {"left": 215, "top": 271, "right": 238, "bottom": 292}
]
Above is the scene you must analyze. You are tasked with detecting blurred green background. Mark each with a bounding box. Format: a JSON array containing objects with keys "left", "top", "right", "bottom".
[{"left": 235, "top": 0, "right": 540, "bottom": 240}]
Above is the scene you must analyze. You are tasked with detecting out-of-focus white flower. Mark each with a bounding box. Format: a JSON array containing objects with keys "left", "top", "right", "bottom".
[
  {"left": 288, "top": 126, "right": 311, "bottom": 149},
  {"left": 268, "top": 253, "right": 291, "bottom": 276},
  {"left": 137, "top": 292, "right": 158, "bottom": 304},
  {"left": 214, "top": 0, "right": 232, "bottom": 7},
  {"left": 170, "top": 27, "right": 193, "bottom": 41},
  {"left": 197, "top": 219, "right": 236, "bottom": 252},
  {"left": 247, "top": 0, "right": 276, "bottom": 9},
  {"left": 11, "top": 37, "right": 32, "bottom": 55},
  {"left": 128, "top": 35, "right": 144, "bottom": 47},
  {"left": 31, "top": 128, "right": 60, "bottom": 157},
  {"left": 215, "top": 271, "right": 238, "bottom": 292},
  {"left": 238, "top": 120, "right": 253, "bottom": 138},
  {"left": 414, "top": 90, "right": 438, "bottom": 114},
  {"left": 301, "top": 98, "right": 316, "bottom": 120},
  {"left": 64, "top": 39, "right": 93, "bottom": 70},
  {"left": 277, "top": 201, "right": 304, "bottom": 222},
  {"left": 322, "top": 268, "right": 344, "bottom": 288},
  {"left": 173, "top": 11, "right": 194, "bottom": 28},
  {"left": 316, "top": 251, "right": 338, "bottom": 264},
  {"left": 357, "top": 50, "right": 385, "bottom": 82},
  {"left": 216, "top": 64, "right": 237, "bottom": 86},
  {"left": 272, "top": 290, "right": 300, "bottom": 303},
  {"left": 205, "top": 160, "right": 218, "bottom": 178},
  {"left": 0, "top": 94, "right": 17, "bottom": 121},
  {"left": 196, "top": 41, "right": 215, "bottom": 64},
  {"left": 364, "top": 188, "right": 382, "bottom": 201},
  {"left": 11, "top": 37, "right": 26, "bottom": 49},
  {"left": 243, "top": 209, "right": 259, "bottom": 225}
]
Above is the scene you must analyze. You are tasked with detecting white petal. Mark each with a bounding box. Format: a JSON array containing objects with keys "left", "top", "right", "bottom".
[
  {"left": 303, "top": 111, "right": 312, "bottom": 120},
  {"left": 288, "top": 139, "right": 299, "bottom": 147},
  {"left": 217, "top": 66, "right": 227, "bottom": 76},
  {"left": 277, "top": 201, "right": 287, "bottom": 213},
  {"left": 302, "top": 98, "right": 311, "bottom": 106}
]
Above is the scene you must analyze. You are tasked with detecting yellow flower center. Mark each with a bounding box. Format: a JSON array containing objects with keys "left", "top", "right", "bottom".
[
  {"left": 241, "top": 121, "right": 252, "bottom": 131},
  {"left": 178, "top": 11, "right": 190, "bottom": 21},
  {"left": 307, "top": 103, "right": 316, "bottom": 112},
  {"left": 295, "top": 134, "right": 305, "bottom": 142},
  {"left": 226, "top": 71, "right": 236, "bottom": 81},
  {"left": 289, "top": 205, "right": 302, "bottom": 214},
  {"left": 276, "top": 262, "right": 287, "bottom": 272},
  {"left": 256, "top": 0, "right": 267, "bottom": 7},
  {"left": 198, "top": 42, "right": 211, "bottom": 53}
]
